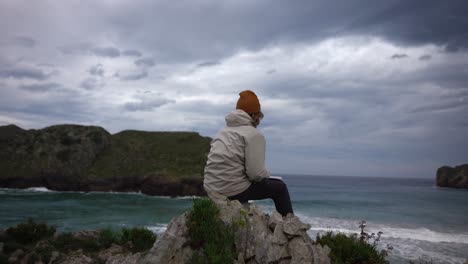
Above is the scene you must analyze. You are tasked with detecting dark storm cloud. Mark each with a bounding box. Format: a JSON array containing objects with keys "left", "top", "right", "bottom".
[
  {"left": 90, "top": 46, "right": 120, "bottom": 58},
  {"left": 116, "top": 71, "right": 148, "bottom": 81},
  {"left": 134, "top": 57, "right": 155, "bottom": 67},
  {"left": 122, "top": 49, "right": 142, "bottom": 57},
  {"left": 342, "top": 0, "right": 468, "bottom": 51},
  {"left": 13, "top": 36, "right": 36, "bottom": 48},
  {"left": 18, "top": 82, "right": 60, "bottom": 92},
  {"left": 123, "top": 97, "right": 175, "bottom": 111},
  {"left": 100, "top": 0, "right": 468, "bottom": 64},
  {"left": 0, "top": 66, "right": 49, "bottom": 80},
  {"left": 88, "top": 64, "right": 104, "bottom": 76},
  {"left": 391, "top": 54, "right": 408, "bottom": 59}
]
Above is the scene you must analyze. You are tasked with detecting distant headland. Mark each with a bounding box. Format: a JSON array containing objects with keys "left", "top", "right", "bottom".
[
  {"left": 0, "top": 124, "right": 211, "bottom": 196},
  {"left": 436, "top": 164, "right": 468, "bottom": 189}
]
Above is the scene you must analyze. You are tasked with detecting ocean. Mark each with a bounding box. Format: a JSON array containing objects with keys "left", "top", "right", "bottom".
[{"left": 1, "top": 175, "right": 467, "bottom": 263}]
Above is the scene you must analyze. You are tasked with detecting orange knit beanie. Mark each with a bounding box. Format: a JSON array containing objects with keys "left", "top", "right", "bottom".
[{"left": 236, "top": 90, "right": 261, "bottom": 113}]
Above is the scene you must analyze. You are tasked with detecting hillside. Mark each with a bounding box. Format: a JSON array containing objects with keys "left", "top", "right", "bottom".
[{"left": 0, "top": 124, "right": 211, "bottom": 196}]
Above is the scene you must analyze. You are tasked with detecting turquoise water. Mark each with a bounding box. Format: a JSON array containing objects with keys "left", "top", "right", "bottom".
[{"left": 1, "top": 175, "right": 467, "bottom": 263}]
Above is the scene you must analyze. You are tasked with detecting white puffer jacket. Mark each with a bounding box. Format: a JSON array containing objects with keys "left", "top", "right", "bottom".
[{"left": 203, "top": 109, "right": 270, "bottom": 197}]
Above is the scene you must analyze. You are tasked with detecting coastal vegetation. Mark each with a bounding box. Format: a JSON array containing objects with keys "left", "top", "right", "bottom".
[
  {"left": 0, "top": 124, "right": 211, "bottom": 196},
  {"left": 0, "top": 219, "right": 156, "bottom": 263},
  {"left": 187, "top": 198, "right": 237, "bottom": 264}
]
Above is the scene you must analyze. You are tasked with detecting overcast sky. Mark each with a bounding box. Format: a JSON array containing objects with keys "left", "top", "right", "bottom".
[{"left": 1, "top": 0, "right": 467, "bottom": 178}]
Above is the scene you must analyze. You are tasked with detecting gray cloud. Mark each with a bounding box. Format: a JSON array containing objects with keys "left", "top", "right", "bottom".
[
  {"left": 88, "top": 64, "right": 104, "bottom": 76},
  {"left": 0, "top": 66, "right": 49, "bottom": 80},
  {"left": 80, "top": 77, "right": 99, "bottom": 90},
  {"left": 197, "top": 61, "right": 220, "bottom": 68},
  {"left": 134, "top": 57, "right": 155, "bottom": 67},
  {"left": 122, "top": 49, "right": 142, "bottom": 57},
  {"left": 13, "top": 36, "right": 36, "bottom": 47},
  {"left": 18, "top": 82, "right": 60, "bottom": 92},
  {"left": 391, "top": 54, "right": 409, "bottom": 59},
  {"left": 116, "top": 71, "right": 148, "bottom": 81},
  {"left": 123, "top": 97, "right": 175, "bottom": 111},
  {"left": 91, "top": 46, "right": 120, "bottom": 57},
  {"left": 57, "top": 43, "right": 92, "bottom": 55},
  {"left": 1, "top": 1, "right": 468, "bottom": 177},
  {"left": 418, "top": 54, "right": 432, "bottom": 61},
  {"left": 409, "top": 100, "right": 467, "bottom": 113}
]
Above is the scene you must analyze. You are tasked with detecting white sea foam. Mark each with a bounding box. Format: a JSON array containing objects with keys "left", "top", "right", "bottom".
[
  {"left": 298, "top": 215, "right": 468, "bottom": 264},
  {"left": 146, "top": 224, "right": 168, "bottom": 235},
  {"left": 300, "top": 215, "right": 468, "bottom": 244},
  {"left": 26, "top": 187, "right": 55, "bottom": 192},
  {"left": 0, "top": 187, "right": 199, "bottom": 199}
]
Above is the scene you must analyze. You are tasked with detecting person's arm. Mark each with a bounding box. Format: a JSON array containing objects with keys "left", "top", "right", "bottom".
[{"left": 245, "top": 132, "right": 270, "bottom": 182}]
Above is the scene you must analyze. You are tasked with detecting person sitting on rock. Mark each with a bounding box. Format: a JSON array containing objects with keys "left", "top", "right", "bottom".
[{"left": 203, "top": 90, "right": 294, "bottom": 216}]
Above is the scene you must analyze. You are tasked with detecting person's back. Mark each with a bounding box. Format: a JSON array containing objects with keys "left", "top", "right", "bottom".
[
  {"left": 204, "top": 109, "right": 269, "bottom": 197},
  {"left": 204, "top": 90, "right": 294, "bottom": 216}
]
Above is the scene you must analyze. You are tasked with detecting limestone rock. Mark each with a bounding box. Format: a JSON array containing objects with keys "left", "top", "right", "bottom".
[
  {"left": 283, "top": 214, "right": 311, "bottom": 237},
  {"left": 268, "top": 211, "right": 283, "bottom": 231},
  {"left": 140, "top": 200, "right": 330, "bottom": 264},
  {"left": 98, "top": 244, "right": 124, "bottom": 262},
  {"left": 8, "top": 249, "right": 24, "bottom": 263},
  {"left": 139, "top": 212, "right": 193, "bottom": 264},
  {"left": 312, "top": 244, "right": 331, "bottom": 264},
  {"left": 49, "top": 251, "right": 60, "bottom": 264},
  {"left": 105, "top": 252, "right": 142, "bottom": 264},
  {"left": 56, "top": 249, "right": 93, "bottom": 264}
]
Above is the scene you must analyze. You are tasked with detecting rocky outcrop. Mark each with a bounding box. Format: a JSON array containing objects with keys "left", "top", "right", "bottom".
[
  {"left": 141, "top": 200, "right": 331, "bottom": 264},
  {"left": 0, "top": 124, "right": 211, "bottom": 196},
  {"left": 436, "top": 164, "right": 468, "bottom": 189}
]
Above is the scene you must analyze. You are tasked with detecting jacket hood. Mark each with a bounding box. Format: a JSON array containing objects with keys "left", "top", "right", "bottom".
[{"left": 225, "top": 109, "right": 253, "bottom": 127}]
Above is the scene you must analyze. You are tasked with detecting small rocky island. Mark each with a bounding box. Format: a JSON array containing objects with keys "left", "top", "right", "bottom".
[
  {"left": 436, "top": 164, "right": 468, "bottom": 189},
  {"left": 0, "top": 124, "right": 211, "bottom": 196}
]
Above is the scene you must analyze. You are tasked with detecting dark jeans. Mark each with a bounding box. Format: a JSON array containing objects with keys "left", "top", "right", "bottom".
[{"left": 228, "top": 178, "right": 294, "bottom": 216}]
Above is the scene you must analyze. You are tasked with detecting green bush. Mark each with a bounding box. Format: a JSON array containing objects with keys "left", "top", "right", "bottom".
[
  {"left": 98, "top": 228, "right": 119, "bottom": 249},
  {"left": 187, "top": 198, "right": 236, "bottom": 264},
  {"left": 316, "top": 231, "right": 388, "bottom": 264},
  {"left": 34, "top": 244, "right": 55, "bottom": 263},
  {"left": 120, "top": 227, "right": 156, "bottom": 252},
  {"left": 51, "top": 232, "right": 100, "bottom": 252},
  {"left": 6, "top": 218, "right": 56, "bottom": 244}
]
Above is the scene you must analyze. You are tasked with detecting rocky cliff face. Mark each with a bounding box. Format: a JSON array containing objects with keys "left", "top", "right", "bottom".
[
  {"left": 141, "top": 200, "right": 331, "bottom": 264},
  {"left": 436, "top": 164, "right": 468, "bottom": 189},
  {"left": 0, "top": 124, "right": 210, "bottom": 196}
]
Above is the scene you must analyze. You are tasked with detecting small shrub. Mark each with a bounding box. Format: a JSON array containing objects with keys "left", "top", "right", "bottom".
[
  {"left": 120, "top": 227, "right": 156, "bottom": 252},
  {"left": 187, "top": 198, "right": 236, "bottom": 264},
  {"left": 98, "top": 228, "right": 119, "bottom": 248},
  {"left": 6, "top": 218, "right": 56, "bottom": 244},
  {"left": 51, "top": 232, "right": 100, "bottom": 252},
  {"left": 316, "top": 221, "right": 391, "bottom": 264}
]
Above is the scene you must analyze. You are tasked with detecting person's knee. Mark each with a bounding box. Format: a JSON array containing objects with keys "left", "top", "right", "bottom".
[{"left": 273, "top": 180, "right": 288, "bottom": 193}]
